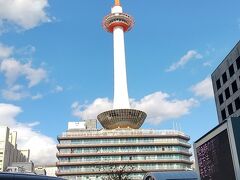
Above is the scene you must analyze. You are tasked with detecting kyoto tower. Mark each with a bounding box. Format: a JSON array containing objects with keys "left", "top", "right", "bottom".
[{"left": 97, "top": 0, "right": 147, "bottom": 129}]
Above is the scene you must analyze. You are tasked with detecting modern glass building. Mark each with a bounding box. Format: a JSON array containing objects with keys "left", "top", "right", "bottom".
[{"left": 56, "top": 127, "right": 192, "bottom": 179}]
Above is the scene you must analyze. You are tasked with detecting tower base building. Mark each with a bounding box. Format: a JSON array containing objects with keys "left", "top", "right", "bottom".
[{"left": 56, "top": 124, "right": 192, "bottom": 180}]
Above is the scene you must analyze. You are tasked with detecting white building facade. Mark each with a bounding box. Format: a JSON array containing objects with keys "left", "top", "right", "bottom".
[
  {"left": 0, "top": 126, "right": 30, "bottom": 171},
  {"left": 56, "top": 128, "right": 192, "bottom": 180}
]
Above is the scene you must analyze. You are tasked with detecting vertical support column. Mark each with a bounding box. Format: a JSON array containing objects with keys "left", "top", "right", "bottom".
[{"left": 113, "top": 26, "right": 130, "bottom": 109}]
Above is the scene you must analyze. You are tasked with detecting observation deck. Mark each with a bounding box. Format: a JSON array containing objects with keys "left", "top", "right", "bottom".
[
  {"left": 97, "top": 109, "right": 146, "bottom": 129},
  {"left": 103, "top": 12, "right": 134, "bottom": 32}
]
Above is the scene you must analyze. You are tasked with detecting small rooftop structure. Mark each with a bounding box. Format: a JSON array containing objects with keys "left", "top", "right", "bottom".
[{"left": 143, "top": 171, "right": 199, "bottom": 180}]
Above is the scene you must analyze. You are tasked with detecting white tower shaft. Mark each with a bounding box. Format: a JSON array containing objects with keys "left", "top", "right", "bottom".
[{"left": 112, "top": 6, "right": 130, "bottom": 109}]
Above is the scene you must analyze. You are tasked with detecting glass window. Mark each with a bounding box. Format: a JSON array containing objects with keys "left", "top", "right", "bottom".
[
  {"left": 221, "top": 109, "right": 226, "bottom": 120},
  {"left": 218, "top": 94, "right": 224, "bottom": 105},
  {"left": 225, "top": 87, "right": 230, "bottom": 99},
  {"left": 229, "top": 64, "right": 235, "bottom": 77},
  {"left": 222, "top": 72, "right": 227, "bottom": 84},
  {"left": 227, "top": 103, "right": 234, "bottom": 115},
  {"left": 236, "top": 56, "right": 240, "bottom": 70},
  {"left": 231, "top": 80, "right": 238, "bottom": 94},
  {"left": 216, "top": 78, "right": 221, "bottom": 90},
  {"left": 234, "top": 97, "right": 240, "bottom": 110}
]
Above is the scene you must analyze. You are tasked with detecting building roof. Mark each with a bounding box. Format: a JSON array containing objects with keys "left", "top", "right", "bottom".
[{"left": 143, "top": 171, "right": 199, "bottom": 180}]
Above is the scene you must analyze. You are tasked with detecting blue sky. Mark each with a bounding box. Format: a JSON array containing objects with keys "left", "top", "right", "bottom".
[{"left": 0, "top": 0, "right": 240, "bottom": 164}]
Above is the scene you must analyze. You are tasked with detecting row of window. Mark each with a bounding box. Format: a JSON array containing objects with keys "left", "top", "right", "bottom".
[
  {"left": 218, "top": 80, "right": 238, "bottom": 105},
  {"left": 216, "top": 56, "right": 240, "bottom": 90},
  {"left": 59, "top": 146, "right": 189, "bottom": 154},
  {"left": 221, "top": 96, "right": 240, "bottom": 120},
  {"left": 60, "top": 137, "right": 188, "bottom": 145},
  {"left": 61, "top": 173, "right": 144, "bottom": 180},
  {"left": 58, "top": 154, "right": 189, "bottom": 163},
  {"left": 58, "top": 163, "right": 190, "bottom": 172}
]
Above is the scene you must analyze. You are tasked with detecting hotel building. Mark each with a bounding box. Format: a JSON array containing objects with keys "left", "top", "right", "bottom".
[{"left": 56, "top": 124, "right": 192, "bottom": 179}]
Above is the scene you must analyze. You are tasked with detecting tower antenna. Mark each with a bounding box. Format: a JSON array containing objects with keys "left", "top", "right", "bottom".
[{"left": 115, "top": 0, "right": 121, "bottom": 6}]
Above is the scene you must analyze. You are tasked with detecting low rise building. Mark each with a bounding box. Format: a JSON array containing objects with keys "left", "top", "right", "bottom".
[{"left": 35, "top": 164, "right": 57, "bottom": 177}]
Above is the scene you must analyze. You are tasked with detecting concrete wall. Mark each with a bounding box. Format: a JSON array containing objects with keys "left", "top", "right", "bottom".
[{"left": 0, "top": 126, "right": 29, "bottom": 171}]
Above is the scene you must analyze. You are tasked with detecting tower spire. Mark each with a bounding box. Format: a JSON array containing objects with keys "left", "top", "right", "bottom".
[{"left": 115, "top": 0, "right": 121, "bottom": 6}]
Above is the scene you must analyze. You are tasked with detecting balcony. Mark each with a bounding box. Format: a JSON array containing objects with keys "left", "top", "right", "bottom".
[
  {"left": 57, "top": 141, "right": 191, "bottom": 149},
  {"left": 56, "top": 159, "right": 193, "bottom": 166},
  {"left": 55, "top": 168, "right": 188, "bottom": 176},
  {"left": 56, "top": 150, "right": 192, "bottom": 157}
]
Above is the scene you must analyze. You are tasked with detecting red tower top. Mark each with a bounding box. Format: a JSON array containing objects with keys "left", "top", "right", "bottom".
[{"left": 102, "top": 0, "right": 134, "bottom": 33}]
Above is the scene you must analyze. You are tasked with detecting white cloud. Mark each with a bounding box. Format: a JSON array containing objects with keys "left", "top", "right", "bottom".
[
  {"left": 2, "top": 85, "right": 29, "bottom": 101},
  {"left": 203, "top": 61, "right": 212, "bottom": 67},
  {"left": 72, "top": 98, "right": 113, "bottom": 120},
  {"left": 16, "top": 45, "right": 36, "bottom": 56},
  {"left": 0, "top": 58, "right": 47, "bottom": 87},
  {"left": 53, "top": 85, "right": 64, "bottom": 93},
  {"left": 0, "top": 0, "right": 51, "bottom": 32},
  {"left": 72, "top": 92, "right": 198, "bottom": 125},
  {"left": 31, "top": 93, "right": 43, "bottom": 100},
  {"left": 0, "top": 103, "right": 57, "bottom": 164},
  {"left": 166, "top": 50, "right": 203, "bottom": 72},
  {"left": 132, "top": 92, "right": 198, "bottom": 124},
  {"left": 27, "top": 121, "right": 40, "bottom": 127},
  {"left": 191, "top": 76, "right": 214, "bottom": 99},
  {"left": 0, "top": 43, "right": 13, "bottom": 59}
]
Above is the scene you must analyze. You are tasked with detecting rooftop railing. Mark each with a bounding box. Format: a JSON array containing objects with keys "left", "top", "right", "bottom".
[{"left": 59, "top": 129, "right": 190, "bottom": 139}]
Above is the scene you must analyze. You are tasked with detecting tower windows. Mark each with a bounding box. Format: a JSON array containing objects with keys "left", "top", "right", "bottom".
[
  {"left": 227, "top": 103, "right": 233, "bottom": 115},
  {"left": 229, "top": 64, "right": 235, "bottom": 77},
  {"left": 216, "top": 79, "right": 221, "bottom": 90},
  {"left": 231, "top": 80, "right": 238, "bottom": 94},
  {"left": 222, "top": 72, "right": 227, "bottom": 84},
  {"left": 225, "top": 87, "right": 230, "bottom": 99}
]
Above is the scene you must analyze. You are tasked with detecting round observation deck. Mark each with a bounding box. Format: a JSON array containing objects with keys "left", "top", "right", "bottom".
[
  {"left": 103, "top": 13, "right": 134, "bottom": 32},
  {"left": 97, "top": 109, "right": 147, "bottom": 129}
]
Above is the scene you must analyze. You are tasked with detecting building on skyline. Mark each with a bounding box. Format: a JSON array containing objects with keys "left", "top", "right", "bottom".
[
  {"left": 0, "top": 126, "right": 30, "bottom": 172},
  {"left": 6, "top": 161, "right": 34, "bottom": 173},
  {"left": 56, "top": 127, "right": 192, "bottom": 179},
  {"left": 212, "top": 41, "right": 240, "bottom": 123},
  {"left": 56, "top": 0, "right": 193, "bottom": 179},
  {"left": 193, "top": 41, "right": 240, "bottom": 180},
  {"left": 35, "top": 164, "right": 58, "bottom": 177}
]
